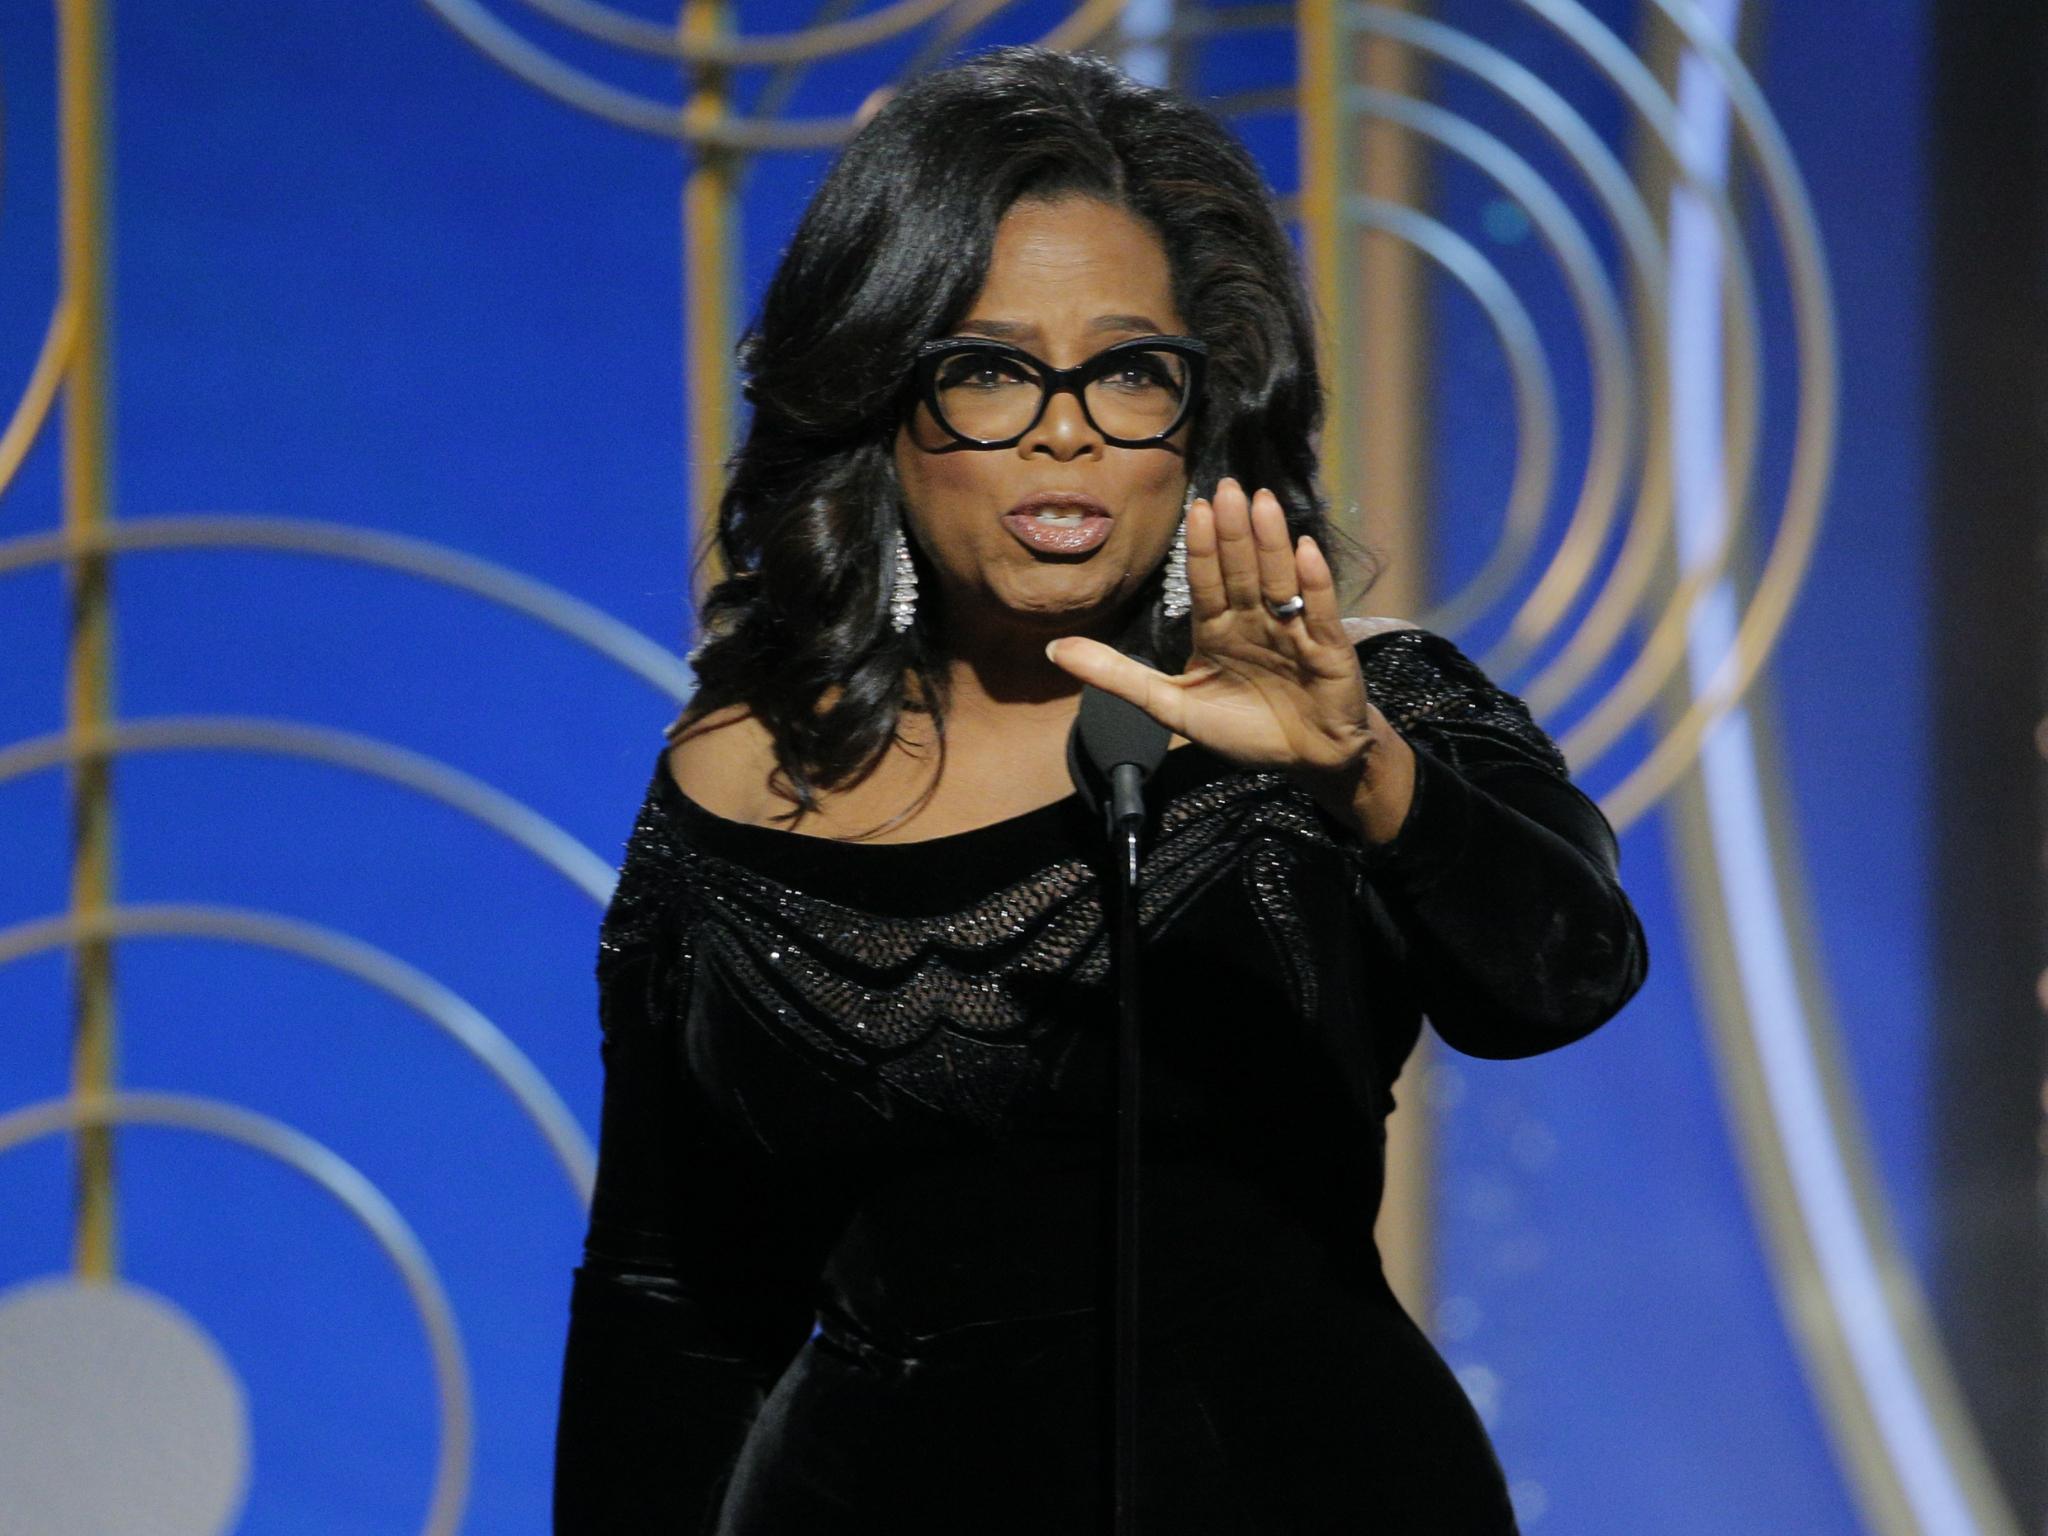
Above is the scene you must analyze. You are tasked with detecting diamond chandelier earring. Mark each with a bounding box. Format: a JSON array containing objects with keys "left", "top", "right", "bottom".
[
  {"left": 890, "top": 519, "right": 919, "bottom": 633},
  {"left": 1160, "top": 482, "right": 1194, "bottom": 619}
]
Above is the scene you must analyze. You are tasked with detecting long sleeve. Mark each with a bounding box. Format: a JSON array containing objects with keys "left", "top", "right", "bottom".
[
  {"left": 1344, "top": 630, "right": 1650, "bottom": 1059},
  {"left": 552, "top": 868, "right": 828, "bottom": 1532}
]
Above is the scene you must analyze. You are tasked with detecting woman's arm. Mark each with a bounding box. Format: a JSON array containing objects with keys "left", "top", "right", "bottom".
[
  {"left": 553, "top": 846, "right": 825, "bottom": 1531},
  {"left": 1039, "top": 480, "right": 1645, "bottom": 1061},
  {"left": 1323, "top": 629, "right": 1649, "bottom": 1060}
]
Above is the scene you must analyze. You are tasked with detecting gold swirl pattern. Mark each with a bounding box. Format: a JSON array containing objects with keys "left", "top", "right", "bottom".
[{"left": 0, "top": 3, "right": 2018, "bottom": 1533}]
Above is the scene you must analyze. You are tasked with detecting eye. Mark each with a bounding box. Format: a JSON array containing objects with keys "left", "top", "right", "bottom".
[
  {"left": 935, "top": 353, "right": 1033, "bottom": 391},
  {"left": 1097, "top": 352, "right": 1184, "bottom": 394}
]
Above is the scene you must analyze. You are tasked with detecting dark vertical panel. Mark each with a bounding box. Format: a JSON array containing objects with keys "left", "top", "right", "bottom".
[{"left": 1928, "top": 3, "right": 2048, "bottom": 1525}]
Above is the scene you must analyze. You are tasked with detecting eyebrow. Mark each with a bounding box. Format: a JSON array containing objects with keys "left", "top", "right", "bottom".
[{"left": 953, "top": 314, "right": 1167, "bottom": 339}]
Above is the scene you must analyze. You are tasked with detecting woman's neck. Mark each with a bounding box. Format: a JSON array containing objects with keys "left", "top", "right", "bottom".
[{"left": 930, "top": 602, "right": 1135, "bottom": 720}]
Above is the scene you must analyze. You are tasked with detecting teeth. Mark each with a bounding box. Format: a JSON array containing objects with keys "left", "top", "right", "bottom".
[{"left": 1031, "top": 511, "right": 1089, "bottom": 524}]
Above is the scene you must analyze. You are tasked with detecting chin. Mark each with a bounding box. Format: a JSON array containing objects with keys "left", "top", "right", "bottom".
[
  {"left": 1001, "top": 603, "right": 1091, "bottom": 629},
  {"left": 1004, "top": 590, "right": 1138, "bottom": 634}
]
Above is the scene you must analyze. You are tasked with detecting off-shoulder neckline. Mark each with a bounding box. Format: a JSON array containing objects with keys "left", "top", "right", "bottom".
[
  {"left": 652, "top": 628, "right": 1422, "bottom": 859},
  {"left": 656, "top": 733, "right": 1221, "bottom": 857}
]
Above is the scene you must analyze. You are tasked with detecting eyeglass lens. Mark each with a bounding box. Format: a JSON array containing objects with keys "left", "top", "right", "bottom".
[{"left": 931, "top": 347, "right": 1193, "bottom": 442}]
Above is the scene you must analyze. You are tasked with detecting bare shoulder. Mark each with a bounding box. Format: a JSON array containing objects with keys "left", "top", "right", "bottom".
[
  {"left": 1341, "top": 615, "right": 1423, "bottom": 642},
  {"left": 662, "top": 700, "right": 775, "bottom": 821}
]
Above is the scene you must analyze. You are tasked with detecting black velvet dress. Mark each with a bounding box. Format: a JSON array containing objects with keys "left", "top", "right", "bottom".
[{"left": 552, "top": 627, "right": 1649, "bottom": 1534}]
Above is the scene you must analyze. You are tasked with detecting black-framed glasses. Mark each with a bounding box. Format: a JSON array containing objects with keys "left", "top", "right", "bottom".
[{"left": 909, "top": 334, "right": 1209, "bottom": 448}]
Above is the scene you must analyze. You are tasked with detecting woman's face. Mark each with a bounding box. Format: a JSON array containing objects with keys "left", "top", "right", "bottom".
[{"left": 894, "top": 195, "right": 1193, "bottom": 644}]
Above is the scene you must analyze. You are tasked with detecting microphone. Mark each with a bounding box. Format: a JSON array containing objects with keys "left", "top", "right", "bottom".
[{"left": 1066, "top": 684, "right": 1172, "bottom": 841}]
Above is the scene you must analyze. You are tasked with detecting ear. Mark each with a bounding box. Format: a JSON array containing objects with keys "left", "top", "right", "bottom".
[{"left": 1341, "top": 615, "right": 1424, "bottom": 642}]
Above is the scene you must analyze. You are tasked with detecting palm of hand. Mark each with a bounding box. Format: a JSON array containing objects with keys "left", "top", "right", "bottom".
[{"left": 1049, "top": 477, "right": 1377, "bottom": 785}]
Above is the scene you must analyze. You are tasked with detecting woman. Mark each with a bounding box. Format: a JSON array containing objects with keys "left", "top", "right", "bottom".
[{"left": 553, "top": 45, "right": 1647, "bottom": 1535}]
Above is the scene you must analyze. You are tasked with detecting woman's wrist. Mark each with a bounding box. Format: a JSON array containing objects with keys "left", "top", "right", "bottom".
[{"left": 1292, "top": 705, "right": 1417, "bottom": 849}]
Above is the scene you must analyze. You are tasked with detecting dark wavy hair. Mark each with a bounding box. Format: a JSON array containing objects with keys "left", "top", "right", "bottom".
[{"left": 681, "top": 44, "right": 1377, "bottom": 826}]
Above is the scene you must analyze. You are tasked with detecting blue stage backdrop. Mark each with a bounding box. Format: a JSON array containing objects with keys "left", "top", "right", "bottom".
[{"left": 0, "top": 2, "right": 1944, "bottom": 1531}]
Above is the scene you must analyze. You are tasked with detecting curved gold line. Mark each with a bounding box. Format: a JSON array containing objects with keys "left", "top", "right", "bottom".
[
  {"left": 1578, "top": 0, "right": 1832, "bottom": 832},
  {"left": 1343, "top": 195, "right": 1560, "bottom": 632},
  {"left": 1667, "top": 688, "right": 2024, "bottom": 1536},
  {"left": 1401, "top": 5, "right": 1761, "bottom": 727},
  {"left": 1345, "top": 87, "right": 1637, "bottom": 639},
  {"left": 0, "top": 905, "right": 598, "bottom": 1200},
  {"left": 0, "top": 1091, "right": 473, "bottom": 1536},
  {"left": 1504, "top": 0, "right": 1766, "bottom": 786},
  {"left": 415, "top": 0, "right": 867, "bottom": 146},
  {"left": 510, "top": 0, "right": 954, "bottom": 64},
  {"left": 417, "top": 0, "right": 687, "bottom": 137},
  {"left": 1338, "top": 8, "right": 1701, "bottom": 714},
  {"left": 419, "top": 0, "right": 1120, "bottom": 147},
  {"left": 731, "top": 0, "right": 1082, "bottom": 204},
  {"left": 0, "top": 719, "right": 619, "bottom": 905},
  {"left": 0, "top": 302, "right": 75, "bottom": 504},
  {"left": 1587, "top": 7, "right": 2011, "bottom": 1517},
  {"left": 743, "top": 0, "right": 882, "bottom": 131},
  {"left": 0, "top": 515, "right": 695, "bottom": 701}
]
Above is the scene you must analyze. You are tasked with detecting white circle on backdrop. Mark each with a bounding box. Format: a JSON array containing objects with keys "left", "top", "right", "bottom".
[{"left": 0, "top": 1276, "right": 248, "bottom": 1535}]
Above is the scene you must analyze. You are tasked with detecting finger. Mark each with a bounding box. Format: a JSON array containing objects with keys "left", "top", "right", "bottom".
[
  {"left": 1209, "top": 477, "right": 1264, "bottom": 613},
  {"left": 1183, "top": 495, "right": 1229, "bottom": 620},
  {"left": 1249, "top": 489, "right": 1302, "bottom": 614},
  {"left": 1295, "top": 534, "right": 1350, "bottom": 653},
  {"left": 1045, "top": 636, "right": 1190, "bottom": 736}
]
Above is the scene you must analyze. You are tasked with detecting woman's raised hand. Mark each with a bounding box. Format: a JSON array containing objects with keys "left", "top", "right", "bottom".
[{"left": 1047, "top": 477, "right": 1390, "bottom": 805}]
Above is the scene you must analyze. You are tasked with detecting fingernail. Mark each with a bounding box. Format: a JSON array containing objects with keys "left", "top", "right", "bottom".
[{"left": 1045, "top": 640, "right": 1062, "bottom": 664}]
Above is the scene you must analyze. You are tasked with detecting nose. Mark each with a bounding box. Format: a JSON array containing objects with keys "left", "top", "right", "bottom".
[{"left": 1019, "top": 384, "right": 1102, "bottom": 462}]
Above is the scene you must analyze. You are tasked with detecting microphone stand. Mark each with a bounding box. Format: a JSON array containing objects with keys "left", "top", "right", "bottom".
[
  {"left": 1067, "top": 685, "right": 1170, "bottom": 1536},
  {"left": 1108, "top": 756, "right": 1146, "bottom": 1536}
]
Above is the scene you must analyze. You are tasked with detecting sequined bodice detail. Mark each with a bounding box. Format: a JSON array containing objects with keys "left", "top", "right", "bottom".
[{"left": 597, "top": 629, "right": 1567, "bottom": 1137}]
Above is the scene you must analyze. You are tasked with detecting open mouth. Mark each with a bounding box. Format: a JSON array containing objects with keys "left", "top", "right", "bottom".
[
  {"left": 1000, "top": 510, "right": 1113, "bottom": 553},
  {"left": 1003, "top": 492, "right": 1112, "bottom": 554}
]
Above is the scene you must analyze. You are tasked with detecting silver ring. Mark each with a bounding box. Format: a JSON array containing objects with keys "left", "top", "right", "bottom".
[{"left": 1266, "top": 594, "right": 1307, "bottom": 621}]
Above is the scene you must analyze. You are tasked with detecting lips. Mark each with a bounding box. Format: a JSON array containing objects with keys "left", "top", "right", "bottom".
[
  {"left": 1008, "top": 491, "right": 1111, "bottom": 519},
  {"left": 1002, "top": 491, "right": 1113, "bottom": 554}
]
